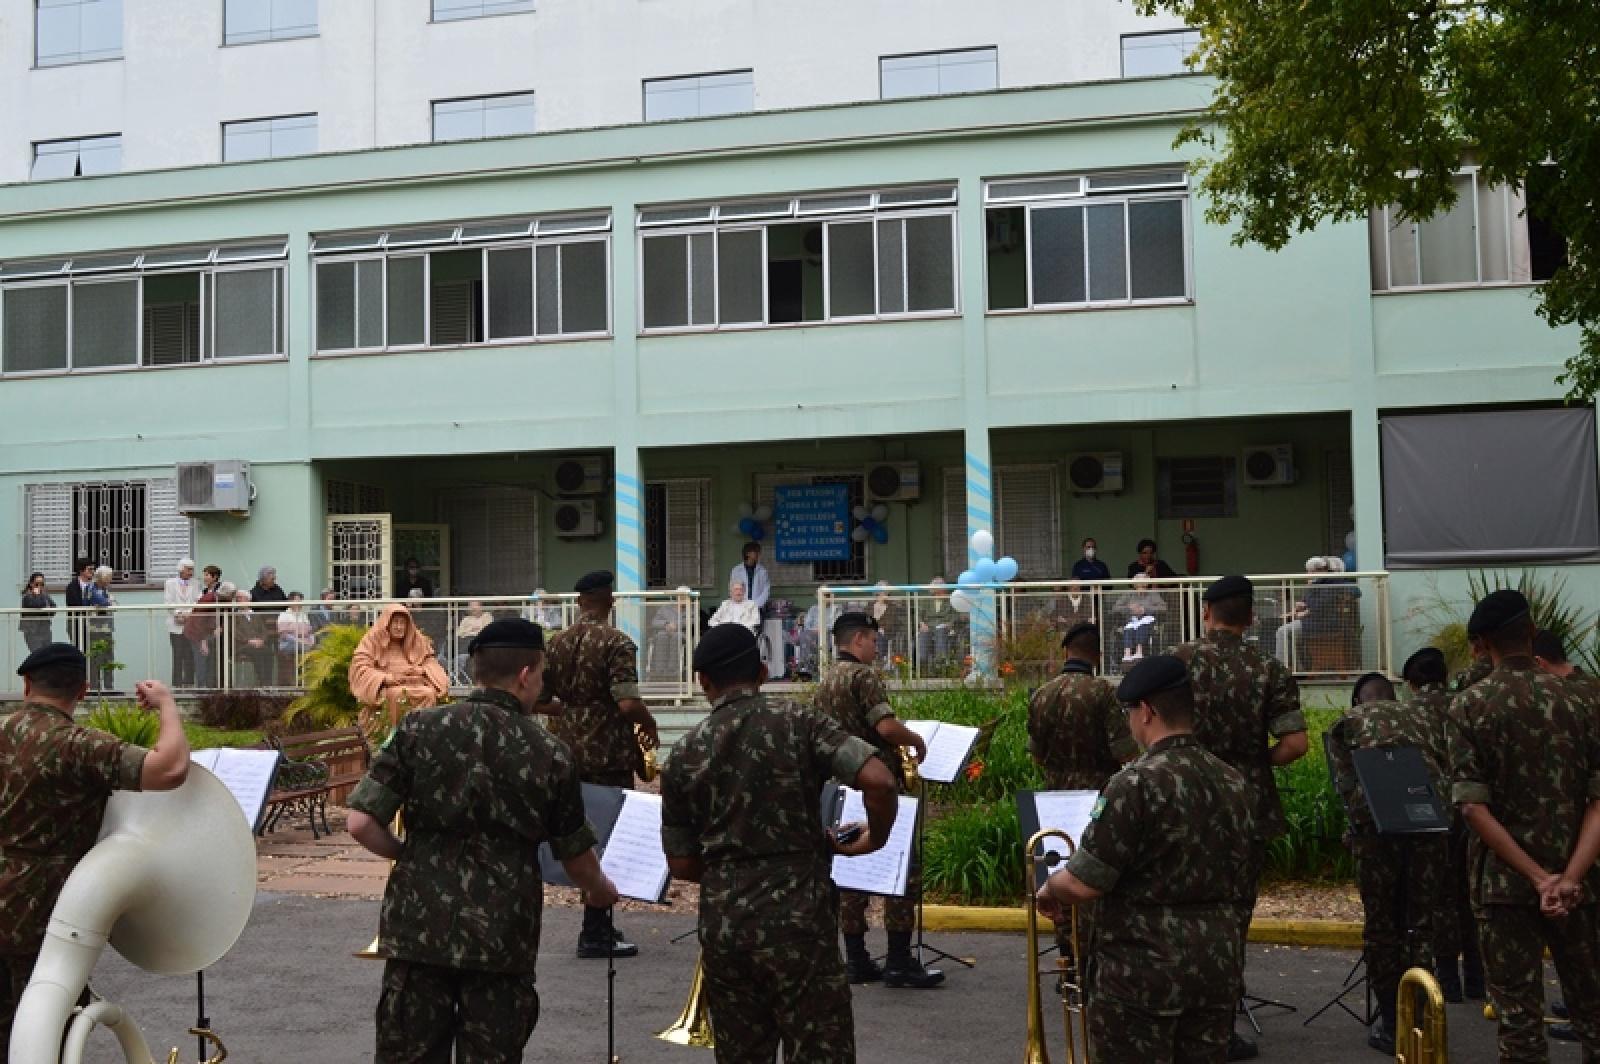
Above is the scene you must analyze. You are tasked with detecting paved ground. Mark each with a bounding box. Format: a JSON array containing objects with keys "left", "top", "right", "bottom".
[{"left": 78, "top": 890, "right": 1586, "bottom": 1063}]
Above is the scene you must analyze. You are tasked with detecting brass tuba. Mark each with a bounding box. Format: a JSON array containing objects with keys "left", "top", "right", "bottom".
[
  {"left": 1395, "top": 966, "right": 1448, "bottom": 1064},
  {"left": 10, "top": 767, "right": 257, "bottom": 1064},
  {"left": 1023, "top": 829, "right": 1090, "bottom": 1064},
  {"left": 656, "top": 954, "right": 714, "bottom": 1048}
]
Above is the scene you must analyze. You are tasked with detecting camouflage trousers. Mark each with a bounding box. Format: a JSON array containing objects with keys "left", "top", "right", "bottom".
[
  {"left": 375, "top": 959, "right": 540, "bottom": 1064},
  {"left": 1086, "top": 993, "right": 1234, "bottom": 1064},
  {"left": 1434, "top": 820, "right": 1481, "bottom": 973},
  {"left": 702, "top": 935, "right": 855, "bottom": 1064},
  {"left": 1478, "top": 903, "right": 1600, "bottom": 1062},
  {"left": 1350, "top": 834, "right": 1445, "bottom": 1012},
  {"left": 839, "top": 847, "right": 920, "bottom": 935}
]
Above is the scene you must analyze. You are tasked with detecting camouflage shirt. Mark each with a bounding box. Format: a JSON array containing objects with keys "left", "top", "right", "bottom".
[
  {"left": 1449, "top": 657, "right": 1494, "bottom": 695},
  {"left": 1066, "top": 734, "right": 1254, "bottom": 1011},
  {"left": 1027, "top": 661, "right": 1137, "bottom": 791},
  {"left": 0, "top": 702, "right": 146, "bottom": 957},
  {"left": 811, "top": 654, "right": 905, "bottom": 787},
  {"left": 1174, "top": 630, "right": 1306, "bottom": 840},
  {"left": 660, "top": 689, "right": 877, "bottom": 951},
  {"left": 1328, "top": 698, "right": 1452, "bottom": 835},
  {"left": 347, "top": 687, "right": 597, "bottom": 974},
  {"left": 1448, "top": 657, "right": 1600, "bottom": 907},
  {"left": 543, "top": 617, "right": 642, "bottom": 782}
]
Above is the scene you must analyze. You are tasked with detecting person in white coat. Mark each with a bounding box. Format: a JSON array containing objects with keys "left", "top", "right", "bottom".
[
  {"left": 708, "top": 581, "right": 761, "bottom": 633},
  {"left": 727, "top": 542, "right": 771, "bottom": 613},
  {"left": 163, "top": 558, "right": 199, "bottom": 687}
]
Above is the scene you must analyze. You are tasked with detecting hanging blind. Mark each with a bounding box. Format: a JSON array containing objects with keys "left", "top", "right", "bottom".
[
  {"left": 438, "top": 485, "right": 540, "bottom": 595},
  {"left": 647, "top": 478, "right": 712, "bottom": 588}
]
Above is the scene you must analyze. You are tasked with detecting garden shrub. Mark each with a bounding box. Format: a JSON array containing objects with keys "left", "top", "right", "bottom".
[
  {"left": 196, "top": 691, "right": 291, "bottom": 731},
  {"left": 84, "top": 701, "right": 158, "bottom": 747}
]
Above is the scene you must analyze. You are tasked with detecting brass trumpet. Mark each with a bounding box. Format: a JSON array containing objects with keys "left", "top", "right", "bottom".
[
  {"left": 657, "top": 955, "right": 715, "bottom": 1048},
  {"left": 636, "top": 724, "right": 660, "bottom": 783},
  {"left": 1023, "top": 829, "right": 1090, "bottom": 1064},
  {"left": 1396, "top": 966, "right": 1447, "bottom": 1064}
]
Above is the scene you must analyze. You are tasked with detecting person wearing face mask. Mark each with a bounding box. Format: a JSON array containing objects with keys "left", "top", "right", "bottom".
[{"left": 1072, "top": 538, "right": 1111, "bottom": 582}]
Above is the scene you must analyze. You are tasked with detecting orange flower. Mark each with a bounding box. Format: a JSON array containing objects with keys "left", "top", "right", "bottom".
[
  {"left": 1000, "top": 661, "right": 1016, "bottom": 676},
  {"left": 965, "top": 760, "right": 985, "bottom": 782}
]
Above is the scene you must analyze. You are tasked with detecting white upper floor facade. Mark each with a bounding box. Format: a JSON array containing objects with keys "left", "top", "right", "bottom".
[{"left": 0, "top": 0, "right": 1190, "bottom": 183}]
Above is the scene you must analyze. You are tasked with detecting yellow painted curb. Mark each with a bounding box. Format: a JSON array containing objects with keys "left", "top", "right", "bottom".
[{"left": 921, "top": 905, "right": 1362, "bottom": 948}]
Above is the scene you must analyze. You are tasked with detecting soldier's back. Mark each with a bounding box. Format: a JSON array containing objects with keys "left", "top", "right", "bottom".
[{"left": 1027, "top": 669, "right": 1130, "bottom": 791}]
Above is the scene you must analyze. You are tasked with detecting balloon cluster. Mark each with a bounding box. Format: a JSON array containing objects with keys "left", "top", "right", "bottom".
[
  {"left": 852, "top": 504, "right": 890, "bottom": 544},
  {"left": 948, "top": 530, "right": 1020, "bottom": 613},
  {"left": 732, "top": 502, "right": 772, "bottom": 541}
]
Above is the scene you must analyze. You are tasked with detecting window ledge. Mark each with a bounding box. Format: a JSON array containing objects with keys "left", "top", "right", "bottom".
[
  {"left": 1372, "top": 281, "right": 1547, "bottom": 297},
  {"left": 1, "top": 355, "right": 288, "bottom": 380},
  {"left": 221, "top": 33, "right": 319, "bottom": 49},
  {"left": 429, "top": 10, "right": 537, "bottom": 25},
  {"left": 639, "top": 311, "right": 960, "bottom": 337},
  {"left": 985, "top": 299, "right": 1194, "bottom": 317},
  {"left": 32, "top": 56, "right": 124, "bottom": 71},
  {"left": 311, "top": 334, "right": 611, "bottom": 359}
]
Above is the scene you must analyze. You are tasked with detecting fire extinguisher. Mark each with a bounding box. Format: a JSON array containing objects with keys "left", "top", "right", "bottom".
[{"left": 1183, "top": 532, "right": 1200, "bottom": 576}]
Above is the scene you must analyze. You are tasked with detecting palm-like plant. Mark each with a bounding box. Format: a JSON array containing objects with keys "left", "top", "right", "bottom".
[{"left": 283, "top": 624, "right": 367, "bottom": 733}]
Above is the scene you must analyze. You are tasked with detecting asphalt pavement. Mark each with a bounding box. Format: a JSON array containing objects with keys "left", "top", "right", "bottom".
[{"left": 75, "top": 894, "right": 1585, "bottom": 1062}]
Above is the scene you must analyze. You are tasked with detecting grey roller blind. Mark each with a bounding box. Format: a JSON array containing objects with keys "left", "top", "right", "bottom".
[{"left": 1381, "top": 408, "right": 1600, "bottom": 566}]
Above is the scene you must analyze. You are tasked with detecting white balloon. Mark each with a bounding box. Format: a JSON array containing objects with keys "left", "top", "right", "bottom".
[
  {"left": 738, "top": 502, "right": 754, "bottom": 518},
  {"left": 970, "top": 529, "right": 995, "bottom": 558},
  {"left": 754, "top": 505, "right": 773, "bottom": 522},
  {"left": 852, "top": 505, "right": 869, "bottom": 521},
  {"left": 949, "top": 589, "right": 974, "bottom": 613},
  {"left": 851, "top": 526, "right": 869, "bottom": 542},
  {"left": 871, "top": 503, "right": 889, "bottom": 523}
]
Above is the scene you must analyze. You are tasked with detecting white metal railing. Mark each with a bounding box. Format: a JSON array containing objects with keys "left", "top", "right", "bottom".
[
  {"left": 0, "top": 590, "right": 702, "bottom": 701},
  {"left": 814, "top": 573, "right": 1391, "bottom": 685}
]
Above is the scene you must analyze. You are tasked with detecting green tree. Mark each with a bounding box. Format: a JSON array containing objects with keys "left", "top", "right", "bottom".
[{"left": 1136, "top": 0, "right": 1599, "bottom": 395}]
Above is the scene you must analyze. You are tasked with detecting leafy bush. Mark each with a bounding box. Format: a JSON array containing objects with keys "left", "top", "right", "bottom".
[
  {"left": 923, "top": 800, "right": 1024, "bottom": 906},
  {"left": 1264, "top": 708, "right": 1353, "bottom": 883},
  {"left": 84, "top": 701, "right": 158, "bottom": 746},
  {"left": 284, "top": 624, "right": 366, "bottom": 734},
  {"left": 993, "top": 616, "right": 1062, "bottom": 688},
  {"left": 196, "top": 691, "right": 290, "bottom": 731},
  {"left": 892, "top": 687, "right": 1042, "bottom": 803},
  {"left": 1418, "top": 569, "right": 1595, "bottom": 673}
]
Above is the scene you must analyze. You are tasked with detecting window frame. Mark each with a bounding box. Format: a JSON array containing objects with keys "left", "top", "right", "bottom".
[
  {"left": 1119, "top": 28, "right": 1202, "bottom": 79},
  {"left": 30, "top": 134, "right": 122, "bottom": 181},
  {"left": 430, "top": 0, "right": 536, "bottom": 23},
  {"left": 430, "top": 91, "right": 537, "bottom": 143},
  {"left": 642, "top": 69, "right": 756, "bottom": 123},
  {"left": 983, "top": 169, "right": 1193, "bottom": 315},
  {"left": 878, "top": 45, "right": 999, "bottom": 100},
  {"left": 221, "top": 113, "right": 319, "bottom": 162},
  {"left": 34, "top": 0, "right": 123, "bottom": 68},
  {"left": 222, "top": 0, "right": 318, "bottom": 46}
]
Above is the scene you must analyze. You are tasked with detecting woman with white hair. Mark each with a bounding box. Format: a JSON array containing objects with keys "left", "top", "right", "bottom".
[
  {"left": 86, "top": 565, "right": 117, "bottom": 692},
  {"left": 709, "top": 580, "right": 761, "bottom": 633},
  {"left": 163, "top": 557, "right": 199, "bottom": 687},
  {"left": 1276, "top": 556, "right": 1332, "bottom": 667}
]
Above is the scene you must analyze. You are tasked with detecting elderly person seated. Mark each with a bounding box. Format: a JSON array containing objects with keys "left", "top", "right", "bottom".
[
  {"left": 1118, "top": 574, "right": 1166, "bottom": 665},
  {"left": 915, "top": 577, "right": 966, "bottom": 671},
  {"left": 1275, "top": 556, "right": 1332, "bottom": 666},
  {"left": 453, "top": 600, "right": 492, "bottom": 682},
  {"left": 349, "top": 602, "right": 451, "bottom": 731},
  {"left": 708, "top": 580, "right": 761, "bottom": 633}
]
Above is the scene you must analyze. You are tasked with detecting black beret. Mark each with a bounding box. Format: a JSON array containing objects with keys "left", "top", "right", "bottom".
[
  {"left": 1116, "top": 654, "right": 1190, "bottom": 704},
  {"left": 1467, "top": 589, "right": 1530, "bottom": 636},
  {"left": 1203, "top": 575, "right": 1253, "bottom": 603},
  {"left": 1401, "top": 646, "right": 1446, "bottom": 676},
  {"left": 17, "top": 641, "right": 86, "bottom": 677},
  {"left": 574, "top": 570, "right": 614, "bottom": 594},
  {"left": 693, "top": 623, "right": 762, "bottom": 674},
  {"left": 468, "top": 618, "right": 545, "bottom": 654},
  {"left": 831, "top": 612, "right": 879, "bottom": 639},
  {"left": 1061, "top": 621, "right": 1099, "bottom": 648}
]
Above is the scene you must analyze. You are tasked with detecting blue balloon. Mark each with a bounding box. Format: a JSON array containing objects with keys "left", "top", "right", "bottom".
[
  {"left": 974, "top": 558, "right": 998, "bottom": 583},
  {"left": 751, "top": 525, "right": 765, "bottom": 542},
  {"left": 1341, "top": 549, "right": 1356, "bottom": 571},
  {"left": 738, "top": 517, "right": 755, "bottom": 536},
  {"left": 957, "top": 569, "right": 980, "bottom": 587},
  {"left": 861, "top": 517, "right": 878, "bottom": 532},
  {"left": 994, "top": 557, "right": 1019, "bottom": 583},
  {"left": 871, "top": 525, "right": 888, "bottom": 545}
]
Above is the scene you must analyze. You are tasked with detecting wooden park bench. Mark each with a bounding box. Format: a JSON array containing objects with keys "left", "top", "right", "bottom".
[{"left": 256, "top": 727, "right": 371, "bottom": 839}]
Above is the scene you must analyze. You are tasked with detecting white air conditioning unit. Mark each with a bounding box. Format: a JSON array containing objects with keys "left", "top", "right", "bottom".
[
  {"left": 554, "top": 499, "right": 603, "bottom": 538},
  {"left": 1242, "top": 444, "right": 1296, "bottom": 487},
  {"left": 175, "top": 460, "right": 253, "bottom": 514},
  {"left": 865, "top": 462, "right": 921, "bottom": 502},
  {"left": 1066, "top": 452, "right": 1124, "bottom": 494},
  {"left": 553, "top": 456, "right": 606, "bottom": 496}
]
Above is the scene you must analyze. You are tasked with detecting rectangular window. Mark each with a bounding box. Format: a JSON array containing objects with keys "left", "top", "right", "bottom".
[
  {"left": 639, "top": 187, "right": 957, "bottom": 331},
  {"left": 223, "top": 114, "right": 317, "bottom": 161},
  {"left": 432, "top": 93, "right": 536, "bottom": 142},
  {"left": 36, "top": 0, "right": 122, "bottom": 66},
  {"left": 3, "top": 286, "right": 69, "bottom": 373},
  {"left": 985, "top": 170, "right": 1189, "bottom": 311},
  {"left": 25, "top": 479, "right": 191, "bottom": 585},
  {"left": 644, "top": 70, "right": 754, "bottom": 122},
  {"left": 433, "top": 0, "right": 534, "bottom": 20},
  {"left": 210, "top": 268, "right": 283, "bottom": 358},
  {"left": 1381, "top": 407, "right": 1600, "bottom": 566},
  {"left": 880, "top": 47, "right": 998, "bottom": 99},
  {"left": 941, "top": 466, "right": 1061, "bottom": 579},
  {"left": 31, "top": 135, "right": 121, "bottom": 180},
  {"left": 644, "top": 478, "right": 713, "bottom": 588},
  {"left": 223, "top": 0, "right": 316, "bottom": 44},
  {"left": 1157, "top": 457, "right": 1237, "bottom": 519},
  {"left": 1369, "top": 166, "right": 1569, "bottom": 291},
  {"left": 1121, "top": 29, "right": 1201, "bottom": 78},
  {"left": 142, "top": 271, "right": 204, "bottom": 365}
]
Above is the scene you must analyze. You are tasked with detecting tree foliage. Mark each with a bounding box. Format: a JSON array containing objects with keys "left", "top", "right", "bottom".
[{"left": 1135, "top": 0, "right": 1600, "bottom": 396}]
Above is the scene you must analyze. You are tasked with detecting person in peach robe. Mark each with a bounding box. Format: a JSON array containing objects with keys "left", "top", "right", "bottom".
[{"left": 349, "top": 603, "right": 450, "bottom": 731}]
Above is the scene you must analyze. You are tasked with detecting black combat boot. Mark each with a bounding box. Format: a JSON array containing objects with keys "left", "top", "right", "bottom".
[
  {"left": 576, "top": 906, "right": 639, "bottom": 959},
  {"left": 1435, "top": 959, "right": 1463, "bottom": 1004},
  {"left": 843, "top": 934, "right": 882, "bottom": 984},
  {"left": 1226, "top": 1031, "right": 1260, "bottom": 1061},
  {"left": 883, "top": 931, "right": 944, "bottom": 989},
  {"left": 1367, "top": 996, "right": 1397, "bottom": 1055}
]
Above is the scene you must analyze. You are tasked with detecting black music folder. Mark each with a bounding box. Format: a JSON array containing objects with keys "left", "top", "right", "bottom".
[{"left": 1351, "top": 746, "right": 1450, "bottom": 837}]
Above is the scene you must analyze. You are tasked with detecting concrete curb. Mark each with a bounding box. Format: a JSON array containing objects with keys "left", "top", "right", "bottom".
[{"left": 921, "top": 905, "right": 1363, "bottom": 949}]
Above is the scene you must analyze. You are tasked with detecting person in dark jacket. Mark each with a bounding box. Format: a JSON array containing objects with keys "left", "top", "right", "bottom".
[
  {"left": 1126, "top": 539, "right": 1178, "bottom": 580},
  {"left": 18, "top": 573, "right": 55, "bottom": 654},
  {"left": 249, "top": 567, "right": 289, "bottom": 684}
]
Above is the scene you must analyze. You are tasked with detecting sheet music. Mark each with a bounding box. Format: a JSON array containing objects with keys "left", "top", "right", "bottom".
[
  {"left": 904, "top": 720, "right": 980, "bottom": 783},
  {"left": 192, "top": 748, "right": 280, "bottom": 831},
  {"left": 1031, "top": 790, "right": 1099, "bottom": 875},
  {"left": 599, "top": 791, "right": 670, "bottom": 903},
  {"left": 830, "top": 789, "right": 919, "bottom": 896}
]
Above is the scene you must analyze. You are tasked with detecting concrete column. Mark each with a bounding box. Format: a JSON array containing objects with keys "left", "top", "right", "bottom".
[
  {"left": 1349, "top": 406, "right": 1384, "bottom": 574},
  {"left": 609, "top": 199, "right": 645, "bottom": 650},
  {"left": 958, "top": 174, "right": 996, "bottom": 676}
]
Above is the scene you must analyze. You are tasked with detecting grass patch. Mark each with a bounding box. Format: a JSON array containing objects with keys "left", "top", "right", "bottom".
[{"left": 184, "top": 723, "right": 266, "bottom": 749}]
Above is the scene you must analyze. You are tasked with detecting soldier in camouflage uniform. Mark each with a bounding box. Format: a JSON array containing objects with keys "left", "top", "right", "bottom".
[
  {"left": 347, "top": 617, "right": 619, "bottom": 1063},
  {"left": 1449, "top": 636, "right": 1494, "bottom": 695},
  {"left": 811, "top": 612, "right": 943, "bottom": 988},
  {"left": 1327, "top": 671, "right": 1451, "bottom": 1053},
  {"left": 1028, "top": 622, "right": 1138, "bottom": 791},
  {"left": 1036, "top": 655, "right": 1255, "bottom": 1064},
  {"left": 540, "top": 569, "right": 659, "bottom": 958},
  {"left": 661, "top": 623, "right": 899, "bottom": 1064},
  {"left": 1402, "top": 646, "right": 1484, "bottom": 1004},
  {"left": 1449, "top": 590, "right": 1600, "bottom": 1062},
  {"left": 0, "top": 645, "right": 191, "bottom": 1052}
]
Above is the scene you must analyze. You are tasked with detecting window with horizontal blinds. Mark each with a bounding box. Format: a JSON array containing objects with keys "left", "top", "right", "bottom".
[
  {"left": 645, "top": 478, "right": 712, "bottom": 588},
  {"left": 25, "top": 478, "right": 190, "bottom": 584},
  {"left": 325, "top": 479, "right": 388, "bottom": 516},
  {"left": 1157, "top": 457, "right": 1237, "bottom": 519},
  {"left": 942, "top": 465, "right": 1061, "bottom": 579},
  {"left": 437, "top": 485, "right": 540, "bottom": 595}
]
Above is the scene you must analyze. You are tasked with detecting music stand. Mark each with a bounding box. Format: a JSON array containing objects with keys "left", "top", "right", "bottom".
[
  {"left": 1302, "top": 730, "right": 1373, "bottom": 1029},
  {"left": 906, "top": 717, "right": 997, "bottom": 971}
]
